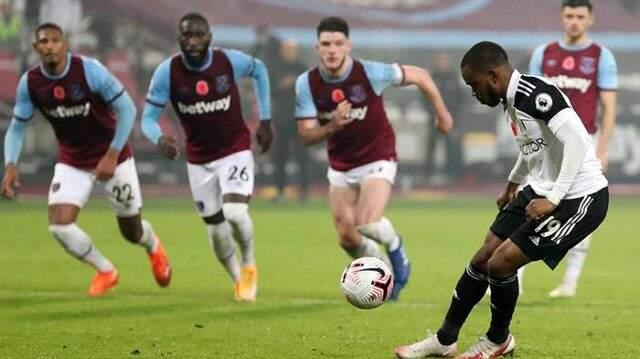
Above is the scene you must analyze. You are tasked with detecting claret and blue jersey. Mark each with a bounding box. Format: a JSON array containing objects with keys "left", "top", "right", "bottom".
[
  {"left": 294, "top": 58, "right": 404, "bottom": 171},
  {"left": 7, "top": 53, "right": 135, "bottom": 168},
  {"left": 142, "top": 47, "right": 271, "bottom": 164}
]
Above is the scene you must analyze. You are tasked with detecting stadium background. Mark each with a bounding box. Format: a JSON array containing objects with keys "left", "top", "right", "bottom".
[{"left": 1, "top": 0, "right": 639, "bottom": 197}]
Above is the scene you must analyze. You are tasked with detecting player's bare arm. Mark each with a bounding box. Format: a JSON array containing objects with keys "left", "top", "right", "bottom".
[
  {"left": 496, "top": 181, "right": 520, "bottom": 210},
  {"left": 596, "top": 90, "right": 617, "bottom": 172},
  {"left": 297, "top": 100, "right": 353, "bottom": 146},
  {"left": 402, "top": 65, "right": 453, "bottom": 134},
  {"left": 1, "top": 163, "right": 20, "bottom": 200},
  {"left": 255, "top": 119, "right": 273, "bottom": 153}
]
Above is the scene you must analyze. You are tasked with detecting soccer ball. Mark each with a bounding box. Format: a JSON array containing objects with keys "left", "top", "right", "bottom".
[{"left": 340, "top": 257, "right": 394, "bottom": 309}]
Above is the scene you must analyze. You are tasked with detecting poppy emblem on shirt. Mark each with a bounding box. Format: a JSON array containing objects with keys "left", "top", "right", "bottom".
[
  {"left": 562, "top": 56, "right": 575, "bottom": 71},
  {"left": 579, "top": 57, "right": 596, "bottom": 74},
  {"left": 215, "top": 75, "right": 231, "bottom": 93},
  {"left": 53, "top": 86, "right": 65, "bottom": 100},
  {"left": 510, "top": 121, "right": 519, "bottom": 136},
  {"left": 331, "top": 88, "right": 345, "bottom": 103},
  {"left": 348, "top": 85, "right": 367, "bottom": 103},
  {"left": 196, "top": 80, "right": 209, "bottom": 96}
]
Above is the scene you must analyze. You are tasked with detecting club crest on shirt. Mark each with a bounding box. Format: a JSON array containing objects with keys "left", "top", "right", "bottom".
[
  {"left": 215, "top": 75, "right": 231, "bottom": 93},
  {"left": 53, "top": 86, "right": 65, "bottom": 100},
  {"left": 69, "top": 84, "right": 84, "bottom": 101},
  {"left": 579, "top": 56, "right": 596, "bottom": 74},
  {"left": 348, "top": 84, "right": 367, "bottom": 103},
  {"left": 535, "top": 93, "right": 553, "bottom": 112},
  {"left": 51, "top": 182, "right": 61, "bottom": 193},
  {"left": 562, "top": 56, "right": 575, "bottom": 71},
  {"left": 195, "top": 80, "right": 209, "bottom": 96}
]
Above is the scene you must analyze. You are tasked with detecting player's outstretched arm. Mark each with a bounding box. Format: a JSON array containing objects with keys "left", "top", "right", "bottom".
[
  {"left": 402, "top": 65, "right": 453, "bottom": 134},
  {"left": 2, "top": 118, "right": 27, "bottom": 200}
]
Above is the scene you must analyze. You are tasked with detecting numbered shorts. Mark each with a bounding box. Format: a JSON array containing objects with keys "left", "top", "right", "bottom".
[
  {"left": 490, "top": 185, "right": 609, "bottom": 269},
  {"left": 327, "top": 160, "right": 397, "bottom": 187},
  {"left": 186, "top": 150, "right": 254, "bottom": 217},
  {"left": 48, "top": 158, "right": 143, "bottom": 217}
]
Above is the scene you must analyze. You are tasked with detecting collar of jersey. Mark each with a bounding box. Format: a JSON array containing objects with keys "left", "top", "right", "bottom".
[
  {"left": 504, "top": 68, "right": 521, "bottom": 109},
  {"left": 40, "top": 52, "right": 72, "bottom": 80},
  {"left": 181, "top": 48, "right": 213, "bottom": 72},
  {"left": 319, "top": 57, "right": 354, "bottom": 84},
  {"left": 559, "top": 39, "right": 593, "bottom": 52}
]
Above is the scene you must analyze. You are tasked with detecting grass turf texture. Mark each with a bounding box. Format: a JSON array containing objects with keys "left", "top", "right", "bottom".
[{"left": 1, "top": 197, "right": 638, "bottom": 358}]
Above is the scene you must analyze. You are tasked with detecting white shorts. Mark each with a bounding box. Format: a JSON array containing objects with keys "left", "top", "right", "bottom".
[
  {"left": 187, "top": 150, "right": 254, "bottom": 217},
  {"left": 48, "top": 158, "right": 143, "bottom": 217},
  {"left": 327, "top": 160, "right": 397, "bottom": 187}
]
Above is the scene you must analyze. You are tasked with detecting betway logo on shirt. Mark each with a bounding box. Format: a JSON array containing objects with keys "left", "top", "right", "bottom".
[
  {"left": 177, "top": 95, "right": 231, "bottom": 115},
  {"left": 45, "top": 102, "right": 91, "bottom": 118},
  {"left": 319, "top": 106, "right": 368, "bottom": 121},
  {"left": 546, "top": 75, "right": 592, "bottom": 94}
]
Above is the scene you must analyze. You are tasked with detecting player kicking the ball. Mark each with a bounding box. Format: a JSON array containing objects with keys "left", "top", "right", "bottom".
[
  {"left": 395, "top": 41, "right": 608, "bottom": 358},
  {"left": 294, "top": 17, "right": 453, "bottom": 300}
]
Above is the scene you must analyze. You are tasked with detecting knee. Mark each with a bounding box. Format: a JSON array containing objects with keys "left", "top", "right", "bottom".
[
  {"left": 222, "top": 202, "right": 249, "bottom": 225},
  {"left": 118, "top": 219, "right": 143, "bottom": 243},
  {"left": 487, "top": 254, "right": 515, "bottom": 279},
  {"left": 334, "top": 217, "right": 359, "bottom": 248},
  {"left": 356, "top": 217, "right": 394, "bottom": 240}
]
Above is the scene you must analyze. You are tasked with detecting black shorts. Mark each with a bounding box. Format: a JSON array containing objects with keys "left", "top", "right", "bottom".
[{"left": 490, "top": 185, "right": 609, "bottom": 269}]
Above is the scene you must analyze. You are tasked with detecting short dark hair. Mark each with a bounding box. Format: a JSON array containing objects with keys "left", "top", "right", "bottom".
[
  {"left": 179, "top": 12, "right": 209, "bottom": 29},
  {"left": 34, "top": 22, "right": 64, "bottom": 39},
  {"left": 316, "top": 16, "right": 349, "bottom": 38},
  {"left": 460, "top": 41, "right": 510, "bottom": 72},
  {"left": 562, "top": 0, "right": 592, "bottom": 12}
]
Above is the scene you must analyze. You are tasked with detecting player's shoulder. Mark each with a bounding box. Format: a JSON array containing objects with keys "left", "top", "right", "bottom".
[
  {"left": 295, "top": 70, "right": 312, "bottom": 91},
  {"left": 594, "top": 43, "right": 616, "bottom": 61},
  {"left": 514, "top": 74, "right": 570, "bottom": 121}
]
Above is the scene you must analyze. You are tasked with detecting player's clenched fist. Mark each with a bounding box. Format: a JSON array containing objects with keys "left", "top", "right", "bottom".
[
  {"left": 255, "top": 120, "right": 274, "bottom": 153},
  {"left": 1, "top": 164, "right": 20, "bottom": 200},
  {"left": 158, "top": 135, "right": 179, "bottom": 160},
  {"left": 94, "top": 148, "right": 119, "bottom": 181},
  {"left": 328, "top": 100, "right": 353, "bottom": 133},
  {"left": 435, "top": 108, "right": 454, "bottom": 134}
]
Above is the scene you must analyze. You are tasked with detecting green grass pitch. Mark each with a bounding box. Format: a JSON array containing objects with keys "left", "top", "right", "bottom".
[{"left": 1, "top": 197, "right": 638, "bottom": 358}]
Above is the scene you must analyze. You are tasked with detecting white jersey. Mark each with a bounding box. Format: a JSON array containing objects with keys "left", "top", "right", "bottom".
[{"left": 505, "top": 70, "right": 607, "bottom": 200}]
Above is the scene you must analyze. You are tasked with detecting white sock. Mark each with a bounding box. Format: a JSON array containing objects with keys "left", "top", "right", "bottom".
[
  {"left": 207, "top": 222, "right": 240, "bottom": 282},
  {"left": 563, "top": 235, "right": 592, "bottom": 288},
  {"left": 356, "top": 217, "right": 400, "bottom": 251},
  {"left": 345, "top": 237, "right": 382, "bottom": 259},
  {"left": 49, "top": 224, "right": 114, "bottom": 273},
  {"left": 222, "top": 203, "right": 255, "bottom": 266},
  {"left": 138, "top": 220, "right": 158, "bottom": 253}
]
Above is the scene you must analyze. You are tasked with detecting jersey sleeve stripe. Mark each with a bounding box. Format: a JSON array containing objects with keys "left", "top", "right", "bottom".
[
  {"left": 105, "top": 89, "right": 125, "bottom": 105},
  {"left": 13, "top": 115, "right": 31, "bottom": 122},
  {"left": 146, "top": 98, "right": 165, "bottom": 108}
]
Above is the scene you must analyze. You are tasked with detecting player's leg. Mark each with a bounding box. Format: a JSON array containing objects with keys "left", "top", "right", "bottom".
[
  {"left": 186, "top": 161, "right": 241, "bottom": 294},
  {"left": 104, "top": 158, "right": 171, "bottom": 287},
  {"left": 395, "top": 187, "right": 533, "bottom": 359},
  {"left": 328, "top": 183, "right": 382, "bottom": 260},
  {"left": 394, "top": 232, "right": 501, "bottom": 359},
  {"left": 353, "top": 161, "right": 409, "bottom": 300},
  {"left": 456, "top": 239, "right": 527, "bottom": 359},
  {"left": 47, "top": 163, "right": 118, "bottom": 296},
  {"left": 549, "top": 234, "right": 591, "bottom": 298},
  {"left": 219, "top": 150, "right": 258, "bottom": 301}
]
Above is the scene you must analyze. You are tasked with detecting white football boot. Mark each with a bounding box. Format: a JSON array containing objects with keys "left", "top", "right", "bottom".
[
  {"left": 457, "top": 334, "right": 515, "bottom": 359},
  {"left": 394, "top": 331, "right": 458, "bottom": 358}
]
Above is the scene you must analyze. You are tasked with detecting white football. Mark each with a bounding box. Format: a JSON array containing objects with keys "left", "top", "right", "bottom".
[{"left": 340, "top": 257, "right": 394, "bottom": 309}]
